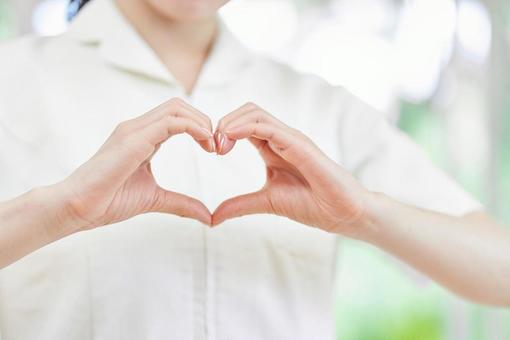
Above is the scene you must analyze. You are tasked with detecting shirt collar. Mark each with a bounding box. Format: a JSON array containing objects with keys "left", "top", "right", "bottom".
[{"left": 65, "top": 0, "right": 253, "bottom": 88}]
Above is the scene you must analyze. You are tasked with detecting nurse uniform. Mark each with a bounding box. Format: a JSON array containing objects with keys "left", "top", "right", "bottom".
[{"left": 0, "top": 1, "right": 481, "bottom": 339}]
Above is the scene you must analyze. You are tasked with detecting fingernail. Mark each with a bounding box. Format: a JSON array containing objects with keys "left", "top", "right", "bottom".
[
  {"left": 219, "top": 134, "right": 225, "bottom": 154},
  {"left": 214, "top": 131, "right": 225, "bottom": 155},
  {"left": 214, "top": 131, "right": 221, "bottom": 153},
  {"left": 208, "top": 138, "right": 216, "bottom": 153}
]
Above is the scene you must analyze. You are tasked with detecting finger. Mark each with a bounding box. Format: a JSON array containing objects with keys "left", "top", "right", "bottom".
[
  {"left": 221, "top": 108, "right": 286, "bottom": 133},
  {"left": 199, "top": 138, "right": 216, "bottom": 153},
  {"left": 214, "top": 103, "right": 256, "bottom": 155},
  {"left": 248, "top": 137, "right": 267, "bottom": 151},
  {"left": 142, "top": 116, "right": 214, "bottom": 151},
  {"left": 224, "top": 122, "right": 323, "bottom": 182},
  {"left": 214, "top": 130, "right": 236, "bottom": 155},
  {"left": 215, "top": 103, "right": 286, "bottom": 155},
  {"left": 152, "top": 99, "right": 212, "bottom": 132},
  {"left": 119, "top": 116, "right": 213, "bottom": 166},
  {"left": 216, "top": 109, "right": 284, "bottom": 156},
  {"left": 175, "top": 100, "right": 213, "bottom": 132},
  {"left": 115, "top": 98, "right": 213, "bottom": 137},
  {"left": 146, "top": 143, "right": 162, "bottom": 164},
  {"left": 246, "top": 137, "right": 281, "bottom": 165},
  {"left": 224, "top": 122, "right": 295, "bottom": 156},
  {"left": 95, "top": 116, "right": 213, "bottom": 189},
  {"left": 151, "top": 188, "right": 212, "bottom": 226},
  {"left": 216, "top": 102, "right": 258, "bottom": 132},
  {"left": 247, "top": 137, "right": 265, "bottom": 149},
  {"left": 212, "top": 190, "right": 271, "bottom": 226}
]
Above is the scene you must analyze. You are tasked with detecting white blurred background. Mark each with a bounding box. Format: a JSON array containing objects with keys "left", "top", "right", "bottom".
[{"left": 1, "top": 0, "right": 509, "bottom": 338}]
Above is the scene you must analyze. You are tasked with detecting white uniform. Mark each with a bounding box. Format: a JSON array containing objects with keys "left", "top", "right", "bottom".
[{"left": 0, "top": 1, "right": 482, "bottom": 339}]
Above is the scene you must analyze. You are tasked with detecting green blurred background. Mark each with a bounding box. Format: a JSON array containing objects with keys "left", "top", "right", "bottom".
[{"left": 1, "top": 0, "right": 509, "bottom": 338}]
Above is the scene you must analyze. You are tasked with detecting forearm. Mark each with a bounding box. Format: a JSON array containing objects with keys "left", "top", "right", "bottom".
[
  {"left": 0, "top": 185, "right": 71, "bottom": 269},
  {"left": 362, "top": 193, "right": 510, "bottom": 306},
  {"left": 0, "top": 101, "right": 217, "bottom": 270}
]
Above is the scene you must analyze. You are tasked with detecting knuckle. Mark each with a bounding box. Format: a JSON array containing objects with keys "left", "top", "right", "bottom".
[
  {"left": 290, "top": 127, "right": 305, "bottom": 138},
  {"left": 243, "top": 101, "right": 258, "bottom": 110},
  {"left": 217, "top": 117, "right": 226, "bottom": 129},
  {"left": 168, "top": 111, "right": 181, "bottom": 118},
  {"left": 205, "top": 116, "right": 213, "bottom": 128},
  {"left": 168, "top": 97, "right": 184, "bottom": 106},
  {"left": 114, "top": 120, "right": 131, "bottom": 134},
  {"left": 165, "top": 114, "right": 178, "bottom": 124},
  {"left": 249, "top": 107, "right": 269, "bottom": 120},
  {"left": 164, "top": 101, "right": 184, "bottom": 118},
  {"left": 254, "top": 112, "right": 265, "bottom": 124},
  {"left": 112, "top": 123, "right": 133, "bottom": 141}
]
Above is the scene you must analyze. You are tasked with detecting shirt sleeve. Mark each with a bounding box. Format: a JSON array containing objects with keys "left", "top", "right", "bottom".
[{"left": 338, "top": 90, "right": 483, "bottom": 217}]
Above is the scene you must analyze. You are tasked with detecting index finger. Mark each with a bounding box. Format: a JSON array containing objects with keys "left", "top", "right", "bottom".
[
  {"left": 224, "top": 122, "right": 325, "bottom": 183},
  {"left": 120, "top": 98, "right": 213, "bottom": 134}
]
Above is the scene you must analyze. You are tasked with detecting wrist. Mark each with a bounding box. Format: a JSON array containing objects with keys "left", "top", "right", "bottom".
[
  {"left": 352, "top": 191, "right": 393, "bottom": 244},
  {"left": 29, "top": 183, "right": 82, "bottom": 242}
]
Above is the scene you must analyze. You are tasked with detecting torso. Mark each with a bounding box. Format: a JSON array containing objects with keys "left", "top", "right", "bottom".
[{"left": 0, "top": 31, "right": 342, "bottom": 340}]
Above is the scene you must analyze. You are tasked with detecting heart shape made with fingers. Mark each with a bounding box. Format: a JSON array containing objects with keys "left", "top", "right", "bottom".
[
  {"left": 149, "top": 125, "right": 262, "bottom": 226},
  {"left": 148, "top": 99, "right": 308, "bottom": 228},
  {"left": 148, "top": 100, "right": 358, "bottom": 232},
  {"left": 146, "top": 100, "right": 317, "bottom": 228},
  {"left": 65, "top": 99, "right": 357, "bottom": 235}
]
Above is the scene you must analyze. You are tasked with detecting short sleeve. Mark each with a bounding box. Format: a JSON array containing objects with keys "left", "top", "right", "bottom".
[{"left": 338, "top": 91, "right": 483, "bottom": 217}]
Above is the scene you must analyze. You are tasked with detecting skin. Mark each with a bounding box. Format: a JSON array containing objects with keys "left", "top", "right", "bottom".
[
  {"left": 116, "top": 0, "right": 228, "bottom": 93},
  {"left": 0, "top": 0, "right": 509, "bottom": 307},
  {"left": 0, "top": 98, "right": 216, "bottom": 268},
  {"left": 213, "top": 104, "right": 510, "bottom": 306}
]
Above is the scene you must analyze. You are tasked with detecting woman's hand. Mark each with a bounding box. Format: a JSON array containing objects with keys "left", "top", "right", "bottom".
[
  {"left": 212, "top": 103, "right": 375, "bottom": 237},
  {"left": 53, "top": 98, "right": 215, "bottom": 237},
  {"left": 212, "top": 103, "right": 510, "bottom": 307}
]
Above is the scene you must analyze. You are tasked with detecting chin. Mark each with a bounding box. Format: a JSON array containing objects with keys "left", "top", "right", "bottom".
[{"left": 145, "top": 0, "right": 229, "bottom": 21}]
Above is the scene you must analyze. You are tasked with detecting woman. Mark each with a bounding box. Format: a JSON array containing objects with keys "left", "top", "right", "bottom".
[{"left": 0, "top": 0, "right": 509, "bottom": 338}]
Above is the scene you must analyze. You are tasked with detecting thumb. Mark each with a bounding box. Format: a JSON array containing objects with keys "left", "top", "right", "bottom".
[
  {"left": 247, "top": 137, "right": 282, "bottom": 165},
  {"left": 151, "top": 188, "right": 212, "bottom": 226},
  {"left": 212, "top": 190, "right": 271, "bottom": 226}
]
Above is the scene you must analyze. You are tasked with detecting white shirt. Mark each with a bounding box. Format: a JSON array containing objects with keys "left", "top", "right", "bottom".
[{"left": 0, "top": 1, "right": 482, "bottom": 339}]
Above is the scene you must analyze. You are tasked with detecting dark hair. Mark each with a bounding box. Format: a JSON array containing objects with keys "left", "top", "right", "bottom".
[{"left": 68, "top": 0, "right": 91, "bottom": 20}]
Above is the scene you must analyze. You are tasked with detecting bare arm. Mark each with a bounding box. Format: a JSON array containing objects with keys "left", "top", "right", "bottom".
[
  {"left": 213, "top": 102, "right": 510, "bottom": 306},
  {"left": 0, "top": 98, "right": 215, "bottom": 269},
  {"left": 0, "top": 186, "right": 68, "bottom": 269},
  {"left": 366, "top": 196, "right": 510, "bottom": 306}
]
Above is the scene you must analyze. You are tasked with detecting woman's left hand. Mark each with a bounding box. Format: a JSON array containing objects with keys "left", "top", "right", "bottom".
[
  {"left": 212, "top": 103, "right": 375, "bottom": 237},
  {"left": 212, "top": 103, "right": 510, "bottom": 307}
]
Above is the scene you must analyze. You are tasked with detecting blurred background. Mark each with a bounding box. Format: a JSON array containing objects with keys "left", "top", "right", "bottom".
[{"left": 0, "top": 0, "right": 509, "bottom": 338}]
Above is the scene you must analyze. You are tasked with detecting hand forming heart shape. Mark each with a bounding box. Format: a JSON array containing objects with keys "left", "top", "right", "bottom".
[{"left": 54, "top": 98, "right": 371, "bottom": 240}]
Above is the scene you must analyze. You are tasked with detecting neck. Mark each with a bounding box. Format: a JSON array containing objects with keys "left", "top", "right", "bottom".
[{"left": 115, "top": 0, "right": 218, "bottom": 94}]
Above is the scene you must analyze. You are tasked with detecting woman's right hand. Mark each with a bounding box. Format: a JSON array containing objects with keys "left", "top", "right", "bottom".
[{"left": 52, "top": 98, "right": 215, "bottom": 237}]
